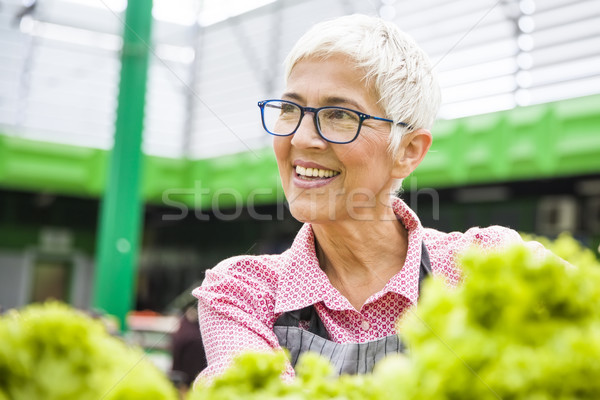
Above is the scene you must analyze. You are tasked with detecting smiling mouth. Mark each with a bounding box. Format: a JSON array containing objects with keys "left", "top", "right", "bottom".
[{"left": 294, "top": 165, "right": 340, "bottom": 180}]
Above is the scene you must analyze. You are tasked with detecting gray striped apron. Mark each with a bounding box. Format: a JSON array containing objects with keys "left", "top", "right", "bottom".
[{"left": 273, "top": 242, "right": 431, "bottom": 376}]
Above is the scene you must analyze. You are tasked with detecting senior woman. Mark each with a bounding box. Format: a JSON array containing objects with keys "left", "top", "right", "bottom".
[{"left": 193, "top": 14, "right": 541, "bottom": 381}]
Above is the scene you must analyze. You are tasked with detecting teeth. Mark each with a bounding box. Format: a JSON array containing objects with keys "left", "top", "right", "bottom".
[{"left": 295, "top": 165, "right": 339, "bottom": 178}]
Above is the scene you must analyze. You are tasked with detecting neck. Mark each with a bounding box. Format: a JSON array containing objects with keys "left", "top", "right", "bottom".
[{"left": 312, "top": 204, "right": 408, "bottom": 310}]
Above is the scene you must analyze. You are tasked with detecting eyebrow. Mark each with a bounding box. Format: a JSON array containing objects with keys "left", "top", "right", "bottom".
[
  {"left": 281, "top": 92, "right": 365, "bottom": 111},
  {"left": 281, "top": 92, "right": 304, "bottom": 103}
]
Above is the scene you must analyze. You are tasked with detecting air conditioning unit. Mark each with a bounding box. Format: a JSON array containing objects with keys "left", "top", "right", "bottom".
[
  {"left": 536, "top": 196, "right": 578, "bottom": 236},
  {"left": 586, "top": 197, "right": 600, "bottom": 234}
]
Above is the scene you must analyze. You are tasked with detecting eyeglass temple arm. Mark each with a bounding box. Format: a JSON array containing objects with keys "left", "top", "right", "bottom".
[{"left": 366, "top": 115, "right": 411, "bottom": 129}]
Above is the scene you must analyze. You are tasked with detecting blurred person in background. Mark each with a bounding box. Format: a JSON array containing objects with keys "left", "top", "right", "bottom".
[
  {"left": 170, "top": 303, "right": 206, "bottom": 395},
  {"left": 193, "top": 14, "right": 555, "bottom": 383}
]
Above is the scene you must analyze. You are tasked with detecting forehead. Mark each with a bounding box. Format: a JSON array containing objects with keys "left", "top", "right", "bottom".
[{"left": 284, "top": 55, "right": 379, "bottom": 110}]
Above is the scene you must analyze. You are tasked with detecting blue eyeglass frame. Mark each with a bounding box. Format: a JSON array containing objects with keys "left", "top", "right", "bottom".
[{"left": 257, "top": 99, "right": 409, "bottom": 144}]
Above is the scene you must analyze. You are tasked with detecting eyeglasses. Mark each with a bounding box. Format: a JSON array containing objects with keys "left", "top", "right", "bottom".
[{"left": 257, "top": 99, "right": 408, "bottom": 144}]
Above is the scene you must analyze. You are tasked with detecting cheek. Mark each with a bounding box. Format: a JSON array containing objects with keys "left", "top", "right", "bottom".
[
  {"left": 272, "top": 137, "right": 287, "bottom": 162},
  {"left": 336, "top": 139, "right": 393, "bottom": 183},
  {"left": 336, "top": 135, "right": 387, "bottom": 169},
  {"left": 273, "top": 137, "right": 291, "bottom": 175}
]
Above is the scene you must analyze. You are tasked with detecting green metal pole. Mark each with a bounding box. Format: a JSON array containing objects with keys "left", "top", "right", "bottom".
[{"left": 93, "top": 0, "right": 153, "bottom": 330}]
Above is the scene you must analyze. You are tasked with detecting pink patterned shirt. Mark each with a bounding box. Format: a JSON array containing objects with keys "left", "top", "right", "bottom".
[{"left": 192, "top": 197, "right": 530, "bottom": 382}]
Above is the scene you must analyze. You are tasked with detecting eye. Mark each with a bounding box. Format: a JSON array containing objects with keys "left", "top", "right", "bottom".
[
  {"left": 323, "top": 108, "right": 358, "bottom": 121},
  {"left": 280, "top": 103, "right": 298, "bottom": 115},
  {"left": 272, "top": 102, "right": 301, "bottom": 122}
]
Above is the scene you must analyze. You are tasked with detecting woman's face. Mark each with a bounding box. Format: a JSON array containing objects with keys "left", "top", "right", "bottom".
[{"left": 273, "top": 54, "right": 399, "bottom": 224}]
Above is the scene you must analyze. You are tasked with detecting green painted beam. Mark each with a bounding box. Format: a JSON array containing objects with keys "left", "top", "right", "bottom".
[
  {"left": 402, "top": 95, "right": 600, "bottom": 190},
  {"left": 92, "top": 0, "right": 153, "bottom": 330},
  {"left": 0, "top": 94, "right": 599, "bottom": 208}
]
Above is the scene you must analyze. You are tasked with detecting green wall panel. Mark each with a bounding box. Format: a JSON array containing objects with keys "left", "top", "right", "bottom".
[
  {"left": 0, "top": 136, "right": 107, "bottom": 196},
  {"left": 410, "top": 94, "right": 600, "bottom": 190},
  {"left": 1, "top": 94, "right": 599, "bottom": 206},
  {"left": 554, "top": 96, "right": 600, "bottom": 175},
  {"left": 143, "top": 156, "right": 188, "bottom": 202},
  {"left": 504, "top": 104, "right": 553, "bottom": 179}
]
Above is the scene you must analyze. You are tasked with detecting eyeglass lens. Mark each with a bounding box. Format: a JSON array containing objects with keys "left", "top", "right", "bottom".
[{"left": 262, "top": 100, "right": 360, "bottom": 143}]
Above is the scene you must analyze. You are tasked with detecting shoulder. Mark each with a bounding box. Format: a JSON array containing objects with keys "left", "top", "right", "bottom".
[
  {"left": 192, "top": 252, "right": 290, "bottom": 302},
  {"left": 423, "top": 225, "right": 522, "bottom": 253},
  {"left": 207, "top": 253, "right": 287, "bottom": 287},
  {"left": 422, "top": 225, "right": 523, "bottom": 285}
]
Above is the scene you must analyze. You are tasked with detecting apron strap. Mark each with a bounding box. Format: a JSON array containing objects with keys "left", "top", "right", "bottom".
[{"left": 418, "top": 240, "right": 432, "bottom": 297}]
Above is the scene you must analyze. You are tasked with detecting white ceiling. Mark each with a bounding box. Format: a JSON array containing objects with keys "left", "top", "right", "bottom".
[{"left": 1, "top": 0, "right": 599, "bottom": 158}]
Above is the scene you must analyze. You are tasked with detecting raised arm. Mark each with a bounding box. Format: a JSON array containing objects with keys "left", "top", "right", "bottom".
[{"left": 192, "top": 256, "right": 294, "bottom": 384}]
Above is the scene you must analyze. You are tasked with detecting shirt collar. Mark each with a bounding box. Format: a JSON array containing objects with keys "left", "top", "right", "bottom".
[
  {"left": 274, "top": 224, "right": 333, "bottom": 313},
  {"left": 274, "top": 197, "right": 424, "bottom": 314},
  {"left": 381, "top": 197, "right": 425, "bottom": 305}
]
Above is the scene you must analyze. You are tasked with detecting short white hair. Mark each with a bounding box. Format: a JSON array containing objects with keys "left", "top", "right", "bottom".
[{"left": 284, "top": 14, "right": 441, "bottom": 155}]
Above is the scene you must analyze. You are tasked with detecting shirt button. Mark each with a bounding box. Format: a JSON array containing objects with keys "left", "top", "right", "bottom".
[{"left": 360, "top": 320, "right": 370, "bottom": 331}]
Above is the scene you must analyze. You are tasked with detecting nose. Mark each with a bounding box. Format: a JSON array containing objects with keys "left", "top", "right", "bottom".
[{"left": 290, "top": 111, "right": 328, "bottom": 149}]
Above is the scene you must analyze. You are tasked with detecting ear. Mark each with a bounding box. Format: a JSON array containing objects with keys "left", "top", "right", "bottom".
[{"left": 391, "top": 128, "right": 432, "bottom": 179}]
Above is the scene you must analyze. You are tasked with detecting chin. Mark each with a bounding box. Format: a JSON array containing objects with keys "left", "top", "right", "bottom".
[
  {"left": 287, "top": 204, "right": 316, "bottom": 224},
  {"left": 286, "top": 201, "right": 327, "bottom": 224},
  {"left": 288, "top": 201, "right": 349, "bottom": 225}
]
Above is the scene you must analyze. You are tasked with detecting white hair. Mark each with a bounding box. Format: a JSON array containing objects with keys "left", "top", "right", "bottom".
[{"left": 284, "top": 14, "right": 441, "bottom": 156}]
